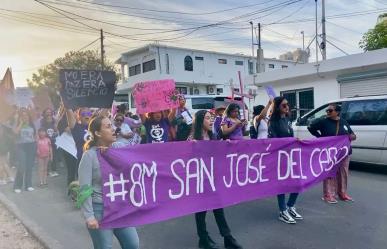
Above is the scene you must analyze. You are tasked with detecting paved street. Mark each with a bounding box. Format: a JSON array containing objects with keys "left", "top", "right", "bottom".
[{"left": 0, "top": 163, "right": 386, "bottom": 249}]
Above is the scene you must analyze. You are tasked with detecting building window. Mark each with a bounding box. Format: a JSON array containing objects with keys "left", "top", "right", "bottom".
[
  {"left": 143, "top": 59, "right": 156, "bottom": 73},
  {"left": 282, "top": 65, "right": 288, "bottom": 69},
  {"left": 217, "top": 88, "right": 223, "bottom": 94},
  {"left": 176, "top": 87, "right": 188, "bottom": 95},
  {"left": 281, "top": 88, "right": 314, "bottom": 121},
  {"left": 195, "top": 56, "right": 204, "bottom": 61},
  {"left": 268, "top": 64, "right": 275, "bottom": 69},
  {"left": 248, "top": 61, "right": 254, "bottom": 74},
  {"left": 235, "top": 61, "right": 244, "bottom": 66},
  {"left": 184, "top": 56, "right": 193, "bottom": 71},
  {"left": 218, "top": 59, "right": 227, "bottom": 64},
  {"left": 129, "top": 64, "right": 141, "bottom": 76}
]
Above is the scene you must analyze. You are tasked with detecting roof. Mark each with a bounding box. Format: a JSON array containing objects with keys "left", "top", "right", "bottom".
[
  {"left": 115, "top": 43, "right": 297, "bottom": 64},
  {"left": 254, "top": 48, "right": 387, "bottom": 85}
]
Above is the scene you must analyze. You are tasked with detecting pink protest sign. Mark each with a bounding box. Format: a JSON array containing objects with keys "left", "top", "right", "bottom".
[{"left": 133, "top": 79, "right": 179, "bottom": 114}]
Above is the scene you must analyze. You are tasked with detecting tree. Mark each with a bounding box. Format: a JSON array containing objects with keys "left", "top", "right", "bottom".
[
  {"left": 359, "top": 20, "right": 387, "bottom": 51},
  {"left": 27, "top": 50, "right": 117, "bottom": 108}
]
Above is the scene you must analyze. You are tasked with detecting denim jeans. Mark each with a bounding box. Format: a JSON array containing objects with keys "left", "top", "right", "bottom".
[
  {"left": 14, "top": 142, "right": 36, "bottom": 190},
  {"left": 195, "top": 208, "right": 231, "bottom": 239},
  {"left": 88, "top": 203, "right": 139, "bottom": 249},
  {"left": 277, "top": 193, "right": 299, "bottom": 212}
]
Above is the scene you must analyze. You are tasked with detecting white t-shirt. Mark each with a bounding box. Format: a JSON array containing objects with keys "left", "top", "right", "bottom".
[{"left": 255, "top": 118, "right": 269, "bottom": 139}]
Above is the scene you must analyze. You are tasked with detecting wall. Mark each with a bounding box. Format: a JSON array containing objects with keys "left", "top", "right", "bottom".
[{"left": 252, "top": 75, "right": 340, "bottom": 109}]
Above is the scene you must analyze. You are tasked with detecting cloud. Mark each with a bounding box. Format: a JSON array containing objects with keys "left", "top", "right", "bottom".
[{"left": 1, "top": 0, "right": 386, "bottom": 86}]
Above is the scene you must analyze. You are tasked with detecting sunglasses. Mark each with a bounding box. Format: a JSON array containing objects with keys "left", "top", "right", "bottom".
[
  {"left": 326, "top": 109, "right": 335, "bottom": 113},
  {"left": 115, "top": 119, "right": 124, "bottom": 122},
  {"left": 80, "top": 111, "right": 92, "bottom": 117}
]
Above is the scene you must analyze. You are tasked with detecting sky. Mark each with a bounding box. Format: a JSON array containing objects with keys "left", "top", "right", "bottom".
[{"left": 1, "top": 0, "right": 387, "bottom": 87}]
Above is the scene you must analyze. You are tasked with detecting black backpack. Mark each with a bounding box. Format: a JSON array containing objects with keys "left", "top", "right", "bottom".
[{"left": 249, "top": 121, "right": 261, "bottom": 139}]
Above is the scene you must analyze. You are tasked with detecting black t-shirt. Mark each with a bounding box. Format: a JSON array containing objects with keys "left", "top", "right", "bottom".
[
  {"left": 268, "top": 117, "right": 294, "bottom": 138},
  {"left": 308, "top": 117, "right": 354, "bottom": 137}
]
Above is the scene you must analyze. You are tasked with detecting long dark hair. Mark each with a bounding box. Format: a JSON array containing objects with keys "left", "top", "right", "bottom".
[
  {"left": 19, "top": 108, "right": 36, "bottom": 134},
  {"left": 224, "top": 103, "right": 240, "bottom": 118},
  {"left": 270, "top": 96, "right": 288, "bottom": 122},
  {"left": 83, "top": 116, "right": 105, "bottom": 151},
  {"left": 192, "top": 110, "right": 213, "bottom": 140}
]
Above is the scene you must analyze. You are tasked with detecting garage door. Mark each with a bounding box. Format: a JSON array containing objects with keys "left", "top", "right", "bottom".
[{"left": 340, "top": 77, "right": 387, "bottom": 98}]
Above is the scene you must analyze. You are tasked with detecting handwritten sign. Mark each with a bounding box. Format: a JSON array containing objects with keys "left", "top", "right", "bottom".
[
  {"left": 132, "top": 79, "right": 179, "bottom": 114},
  {"left": 98, "top": 136, "right": 350, "bottom": 228},
  {"left": 265, "top": 85, "right": 277, "bottom": 99},
  {"left": 59, "top": 69, "right": 116, "bottom": 109}
]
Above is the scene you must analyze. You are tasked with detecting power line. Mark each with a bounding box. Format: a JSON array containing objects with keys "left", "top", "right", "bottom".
[
  {"left": 325, "top": 39, "right": 349, "bottom": 55},
  {"left": 74, "top": 0, "right": 275, "bottom": 16},
  {"left": 77, "top": 38, "right": 100, "bottom": 51},
  {"left": 34, "top": 0, "right": 302, "bottom": 42}
]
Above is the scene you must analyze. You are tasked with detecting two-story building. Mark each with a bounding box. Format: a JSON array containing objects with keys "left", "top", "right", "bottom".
[{"left": 115, "top": 44, "right": 299, "bottom": 109}]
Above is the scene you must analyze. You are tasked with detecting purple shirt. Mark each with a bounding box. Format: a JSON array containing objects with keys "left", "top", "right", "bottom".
[
  {"left": 144, "top": 118, "right": 170, "bottom": 143},
  {"left": 221, "top": 117, "right": 244, "bottom": 140}
]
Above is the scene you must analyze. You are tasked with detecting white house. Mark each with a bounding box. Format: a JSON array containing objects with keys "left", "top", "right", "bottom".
[
  {"left": 115, "top": 44, "right": 299, "bottom": 108},
  {"left": 250, "top": 48, "right": 387, "bottom": 120}
]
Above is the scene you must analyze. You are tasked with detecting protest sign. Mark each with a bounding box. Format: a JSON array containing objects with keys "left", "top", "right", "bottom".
[
  {"left": 132, "top": 79, "right": 179, "bottom": 114},
  {"left": 14, "top": 87, "right": 34, "bottom": 108},
  {"left": 59, "top": 69, "right": 116, "bottom": 109},
  {"left": 98, "top": 136, "right": 350, "bottom": 228},
  {"left": 265, "top": 85, "right": 277, "bottom": 99},
  {"left": 55, "top": 132, "right": 77, "bottom": 159}
]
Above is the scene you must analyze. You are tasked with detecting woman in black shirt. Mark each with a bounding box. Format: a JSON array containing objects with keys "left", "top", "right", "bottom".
[{"left": 268, "top": 96, "right": 303, "bottom": 224}]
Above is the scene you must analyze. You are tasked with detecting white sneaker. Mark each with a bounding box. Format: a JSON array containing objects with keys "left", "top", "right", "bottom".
[
  {"left": 27, "top": 187, "right": 34, "bottom": 191},
  {"left": 279, "top": 210, "right": 296, "bottom": 224},
  {"left": 288, "top": 206, "right": 303, "bottom": 220},
  {"left": 49, "top": 172, "right": 59, "bottom": 177},
  {"left": 14, "top": 189, "right": 21, "bottom": 193}
]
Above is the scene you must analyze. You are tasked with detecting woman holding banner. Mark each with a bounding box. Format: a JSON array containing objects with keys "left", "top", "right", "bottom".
[
  {"left": 78, "top": 116, "right": 139, "bottom": 249},
  {"left": 268, "top": 96, "right": 303, "bottom": 224},
  {"left": 189, "top": 110, "right": 243, "bottom": 249},
  {"left": 307, "top": 103, "right": 356, "bottom": 203}
]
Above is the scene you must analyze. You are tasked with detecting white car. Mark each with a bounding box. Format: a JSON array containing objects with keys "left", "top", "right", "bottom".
[{"left": 293, "top": 95, "right": 387, "bottom": 165}]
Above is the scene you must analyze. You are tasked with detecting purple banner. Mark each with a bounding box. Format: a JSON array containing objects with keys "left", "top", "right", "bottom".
[{"left": 98, "top": 136, "right": 350, "bottom": 228}]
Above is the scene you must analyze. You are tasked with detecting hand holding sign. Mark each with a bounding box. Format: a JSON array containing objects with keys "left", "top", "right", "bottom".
[
  {"left": 133, "top": 79, "right": 179, "bottom": 114},
  {"left": 264, "top": 85, "right": 277, "bottom": 100},
  {"left": 59, "top": 69, "right": 116, "bottom": 109}
]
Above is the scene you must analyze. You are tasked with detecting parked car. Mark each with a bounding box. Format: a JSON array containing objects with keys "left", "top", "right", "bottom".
[
  {"left": 184, "top": 95, "right": 249, "bottom": 119},
  {"left": 293, "top": 95, "right": 387, "bottom": 165}
]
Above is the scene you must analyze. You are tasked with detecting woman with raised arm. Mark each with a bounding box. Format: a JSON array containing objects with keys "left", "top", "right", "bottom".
[
  {"left": 268, "top": 96, "right": 303, "bottom": 225},
  {"left": 78, "top": 116, "right": 139, "bottom": 249}
]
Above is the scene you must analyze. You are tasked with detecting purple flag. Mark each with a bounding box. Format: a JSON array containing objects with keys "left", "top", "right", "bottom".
[{"left": 98, "top": 136, "right": 350, "bottom": 228}]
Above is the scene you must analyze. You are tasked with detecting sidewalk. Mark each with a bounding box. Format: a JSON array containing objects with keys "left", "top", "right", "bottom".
[
  {"left": 0, "top": 166, "right": 92, "bottom": 249},
  {"left": 0, "top": 166, "right": 200, "bottom": 249}
]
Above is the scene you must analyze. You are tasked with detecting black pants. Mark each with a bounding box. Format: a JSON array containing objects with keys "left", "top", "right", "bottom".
[
  {"left": 49, "top": 141, "right": 58, "bottom": 172},
  {"left": 60, "top": 149, "right": 78, "bottom": 185},
  {"left": 14, "top": 143, "right": 36, "bottom": 190},
  {"left": 195, "top": 208, "right": 231, "bottom": 239}
]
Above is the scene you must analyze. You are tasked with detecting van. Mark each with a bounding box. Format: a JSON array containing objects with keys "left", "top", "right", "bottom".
[
  {"left": 184, "top": 95, "right": 249, "bottom": 119},
  {"left": 293, "top": 95, "right": 387, "bottom": 165}
]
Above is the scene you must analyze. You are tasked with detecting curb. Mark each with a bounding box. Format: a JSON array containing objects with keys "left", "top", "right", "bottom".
[{"left": 0, "top": 191, "right": 64, "bottom": 249}]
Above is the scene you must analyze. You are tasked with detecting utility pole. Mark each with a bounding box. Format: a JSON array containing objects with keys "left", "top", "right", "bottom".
[
  {"left": 301, "top": 31, "right": 305, "bottom": 50},
  {"left": 315, "top": 0, "right": 319, "bottom": 64},
  {"left": 256, "top": 23, "right": 265, "bottom": 73},
  {"left": 249, "top": 21, "right": 254, "bottom": 58},
  {"left": 321, "top": 0, "right": 327, "bottom": 60},
  {"left": 100, "top": 29, "right": 105, "bottom": 70}
]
